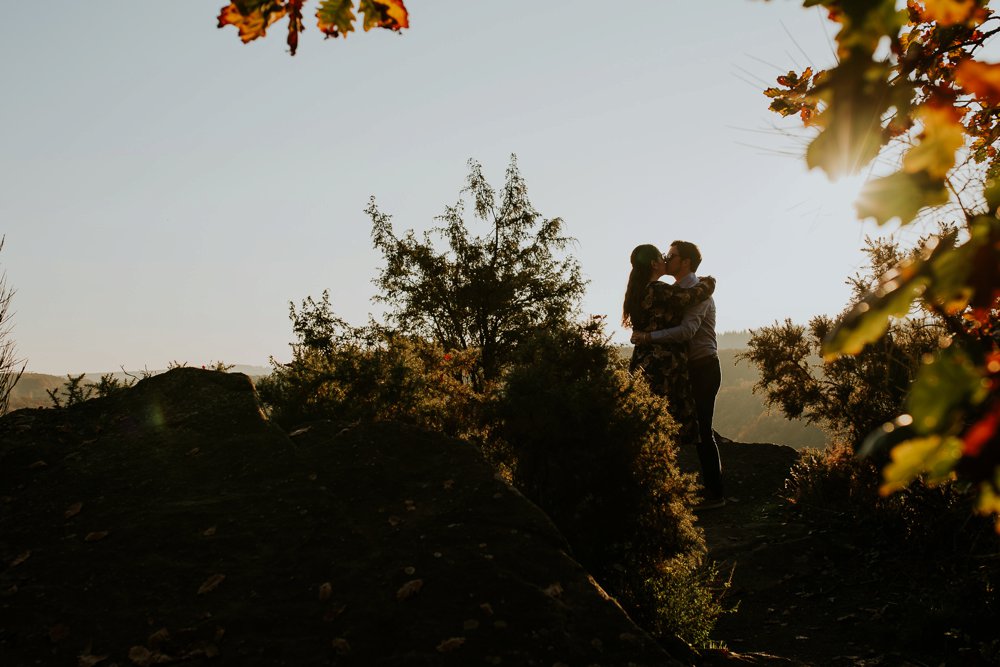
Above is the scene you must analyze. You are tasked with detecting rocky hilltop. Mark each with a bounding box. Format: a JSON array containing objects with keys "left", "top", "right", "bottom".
[{"left": 0, "top": 368, "right": 687, "bottom": 666}]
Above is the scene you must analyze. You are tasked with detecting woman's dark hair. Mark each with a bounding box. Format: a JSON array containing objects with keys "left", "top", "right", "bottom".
[{"left": 622, "top": 244, "right": 662, "bottom": 327}]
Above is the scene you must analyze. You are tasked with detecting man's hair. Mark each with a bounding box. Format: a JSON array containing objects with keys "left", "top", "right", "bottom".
[{"left": 671, "top": 240, "right": 702, "bottom": 272}]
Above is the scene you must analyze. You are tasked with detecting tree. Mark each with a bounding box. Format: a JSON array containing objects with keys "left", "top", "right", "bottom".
[
  {"left": 741, "top": 235, "right": 945, "bottom": 447},
  {"left": 0, "top": 237, "right": 25, "bottom": 416},
  {"left": 217, "top": 0, "right": 408, "bottom": 56},
  {"left": 764, "top": 0, "right": 1000, "bottom": 527},
  {"left": 365, "top": 155, "right": 587, "bottom": 388}
]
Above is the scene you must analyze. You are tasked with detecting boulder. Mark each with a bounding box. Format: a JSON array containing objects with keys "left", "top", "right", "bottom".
[{"left": 0, "top": 368, "right": 687, "bottom": 666}]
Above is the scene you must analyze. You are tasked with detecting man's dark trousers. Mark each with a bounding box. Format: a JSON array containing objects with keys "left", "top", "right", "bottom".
[{"left": 690, "top": 355, "right": 724, "bottom": 499}]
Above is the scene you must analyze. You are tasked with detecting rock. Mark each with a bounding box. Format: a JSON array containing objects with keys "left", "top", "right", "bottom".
[{"left": 0, "top": 368, "right": 687, "bottom": 666}]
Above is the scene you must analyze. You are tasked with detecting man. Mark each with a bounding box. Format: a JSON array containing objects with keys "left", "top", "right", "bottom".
[{"left": 631, "top": 240, "right": 725, "bottom": 509}]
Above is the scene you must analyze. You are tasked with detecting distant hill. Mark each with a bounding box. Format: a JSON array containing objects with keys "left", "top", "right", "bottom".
[
  {"left": 614, "top": 334, "right": 828, "bottom": 450},
  {"left": 8, "top": 365, "right": 272, "bottom": 411}
]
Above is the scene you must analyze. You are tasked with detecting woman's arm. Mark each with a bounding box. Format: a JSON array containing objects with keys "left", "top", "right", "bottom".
[{"left": 648, "top": 276, "right": 715, "bottom": 310}]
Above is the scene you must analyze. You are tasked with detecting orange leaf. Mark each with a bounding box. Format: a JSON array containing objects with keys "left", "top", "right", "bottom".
[
  {"left": 318, "top": 581, "right": 332, "bottom": 600},
  {"left": 217, "top": 1, "right": 287, "bottom": 44},
  {"left": 956, "top": 60, "right": 1000, "bottom": 105},
  {"left": 358, "top": 0, "right": 408, "bottom": 32},
  {"left": 920, "top": 0, "right": 977, "bottom": 25},
  {"left": 64, "top": 502, "right": 83, "bottom": 519},
  {"left": 396, "top": 578, "right": 423, "bottom": 600},
  {"left": 197, "top": 574, "right": 226, "bottom": 595}
]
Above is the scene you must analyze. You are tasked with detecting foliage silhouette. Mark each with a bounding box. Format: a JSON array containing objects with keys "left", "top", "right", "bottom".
[
  {"left": 765, "top": 0, "right": 1000, "bottom": 526},
  {"left": 365, "top": 155, "right": 586, "bottom": 390}
]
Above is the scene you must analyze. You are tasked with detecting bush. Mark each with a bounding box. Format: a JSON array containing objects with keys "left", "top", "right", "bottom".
[
  {"left": 492, "top": 317, "right": 724, "bottom": 646},
  {"left": 257, "top": 292, "right": 486, "bottom": 441}
]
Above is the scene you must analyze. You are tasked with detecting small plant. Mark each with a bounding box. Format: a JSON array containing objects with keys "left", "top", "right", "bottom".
[{"left": 47, "top": 374, "right": 94, "bottom": 408}]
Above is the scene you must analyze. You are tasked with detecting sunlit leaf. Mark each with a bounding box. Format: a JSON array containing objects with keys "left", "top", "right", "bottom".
[
  {"left": 217, "top": 1, "right": 287, "bottom": 44},
  {"left": 358, "top": 0, "right": 408, "bottom": 32},
  {"left": 881, "top": 435, "right": 962, "bottom": 494},
  {"left": 823, "top": 261, "right": 928, "bottom": 358},
  {"left": 955, "top": 59, "right": 1000, "bottom": 105},
  {"left": 921, "top": 0, "right": 978, "bottom": 25},
  {"left": 317, "top": 0, "right": 355, "bottom": 38},
  {"left": 855, "top": 170, "right": 950, "bottom": 225},
  {"left": 901, "top": 103, "right": 965, "bottom": 179}
]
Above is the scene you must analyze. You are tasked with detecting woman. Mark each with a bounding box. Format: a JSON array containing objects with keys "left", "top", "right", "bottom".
[{"left": 623, "top": 243, "right": 715, "bottom": 446}]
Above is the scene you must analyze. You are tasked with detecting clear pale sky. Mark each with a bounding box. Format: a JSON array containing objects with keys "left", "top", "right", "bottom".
[{"left": 2, "top": 1, "right": 898, "bottom": 375}]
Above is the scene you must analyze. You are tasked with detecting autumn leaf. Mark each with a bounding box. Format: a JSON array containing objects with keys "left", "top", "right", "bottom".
[
  {"left": 396, "top": 578, "right": 423, "bottom": 600},
  {"left": 217, "top": 0, "right": 287, "bottom": 44},
  {"left": 286, "top": 0, "right": 305, "bottom": 55},
  {"left": 77, "top": 653, "right": 109, "bottom": 667},
  {"left": 902, "top": 103, "right": 965, "bottom": 179},
  {"left": 435, "top": 637, "right": 465, "bottom": 653},
  {"left": 64, "top": 502, "right": 83, "bottom": 519},
  {"left": 920, "top": 0, "right": 977, "bottom": 25},
  {"left": 197, "top": 574, "right": 226, "bottom": 595},
  {"left": 318, "top": 581, "right": 332, "bottom": 600},
  {"left": 84, "top": 531, "right": 109, "bottom": 542},
  {"left": 317, "top": 0, "right": 356, "bottom": 38},
  {"left": 331, "top": 638, "right": 351, "bottom": 655},
  {"left": 202, "top": 526, "right": 217, "bottom": 537},
  {"left": 10, "top": 550, "right": 30, "bottom": 567},
  {"left": 957, "top": 59, "right": 1000, "bottom": 106},
  {"left": 359, "top": 0, "right": 409, "bottom": 32},
  {"left": 542, "top": 582, "right": 564, "bottom": 598}
]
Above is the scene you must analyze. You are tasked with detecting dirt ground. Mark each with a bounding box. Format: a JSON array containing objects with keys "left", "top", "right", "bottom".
[{"left": 679, "top": 440, "right": 998, "bottom": 667}]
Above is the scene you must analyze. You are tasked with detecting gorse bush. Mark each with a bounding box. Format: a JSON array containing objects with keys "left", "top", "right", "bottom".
[
  {"left": 493, "top": 317, "right": 723, "bottom": 646},
  {"left": 257, "top": 291, "right": 486, "bottom": 441}
]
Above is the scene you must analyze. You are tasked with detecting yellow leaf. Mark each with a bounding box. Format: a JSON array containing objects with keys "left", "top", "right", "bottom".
[
  {"left": 855, "top": 170, "right": 949, "bottom": 226},
  {"left": 902, "top": 104, "right": 965, "bottom": 179},
  {"left": 920, "top": 0, "right": 977, "bottom": 25},
  {"left": 197, "top": 574, "right": 226, "bottom": 595},
  {"left": 316, "top": 0, "right": 356, "bottom": 38},
  {"left": 396, "top": 578, "right": 423, "bottom": 600},
  {"left": 880, "top": 435, "right": 962, "bottom": 495},
  {"left": 955, "top": 59, "right": 1000, "bottom": 105},
  {"left": 359, "top": 0, "right": 409, "bottom": 32}
]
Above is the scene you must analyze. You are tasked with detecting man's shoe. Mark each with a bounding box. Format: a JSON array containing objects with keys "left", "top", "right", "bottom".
[{"left": 693, "top": 496, "right": 726, "bottom": 512}]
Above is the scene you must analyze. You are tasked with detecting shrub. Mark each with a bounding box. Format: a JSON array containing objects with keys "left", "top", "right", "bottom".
[
  {"left": 257, "top": 292, "right": 486, "bottom": 440},
  {"left": 492, "top": 317, "right": 724, "bottom": 645}
]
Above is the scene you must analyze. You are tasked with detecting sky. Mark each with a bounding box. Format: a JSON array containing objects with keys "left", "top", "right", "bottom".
[{"left": 1, "top": 1, "right": 905, "bottom": 374}]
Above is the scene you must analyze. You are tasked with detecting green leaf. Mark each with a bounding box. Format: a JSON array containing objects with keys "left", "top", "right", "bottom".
[
  {"left": 822, "top": 261, "right": 928, "bottom": 358},
  {"left": 906, "top": 346, "right": 989, "bottom": 435},
  {"left": 855, "top": 170, "right": 950, "bottom": 225},
  {"left": 881, "top": 435, "right": 963, "bottom": 494},
  {"left": 317, "top": 0, "right": 356, "bottom": 38}
]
